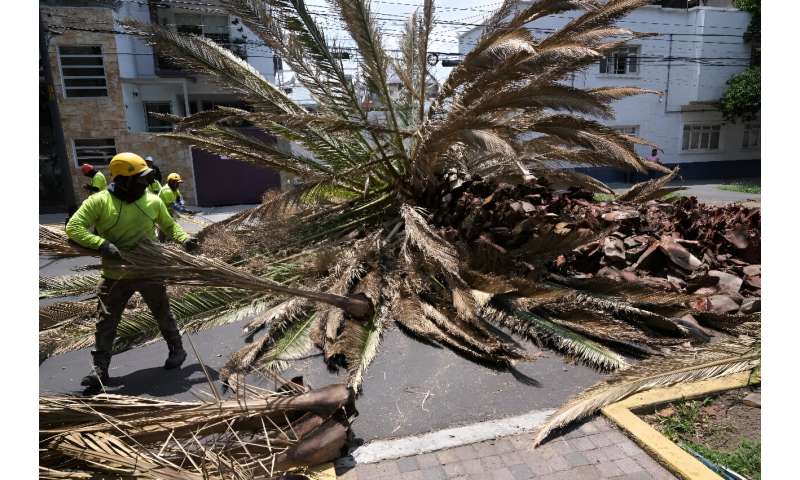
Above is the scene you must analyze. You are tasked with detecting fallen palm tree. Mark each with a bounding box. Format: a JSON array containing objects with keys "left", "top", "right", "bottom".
[
  {"left": 40, "top": 380, "right": 356, "bottom": 479},
  {"left": 40, "top": 0, "right": 760, "bottom": 430}
]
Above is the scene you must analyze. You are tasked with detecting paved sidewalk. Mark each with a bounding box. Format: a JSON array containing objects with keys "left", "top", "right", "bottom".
[{"left": 335, "top": 416, "right": 675, "bottom": 480}]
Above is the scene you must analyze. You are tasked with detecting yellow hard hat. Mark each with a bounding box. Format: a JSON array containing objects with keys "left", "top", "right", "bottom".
[
  {"left": 109, "top": 152, "right": 152, "bottom": 179},
  {"left": 167, "top": 173, "right": 184, "bottom": 183}
]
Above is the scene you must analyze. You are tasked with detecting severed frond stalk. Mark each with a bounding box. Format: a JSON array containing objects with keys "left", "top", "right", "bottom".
[{"left": 533, "top": 337, "right": 760, "bottom": 445}]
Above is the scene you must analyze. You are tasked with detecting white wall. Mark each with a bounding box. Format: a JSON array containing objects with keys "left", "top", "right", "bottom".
[{"left": 459, "top": 4, "right": 758, "bottom": 166}]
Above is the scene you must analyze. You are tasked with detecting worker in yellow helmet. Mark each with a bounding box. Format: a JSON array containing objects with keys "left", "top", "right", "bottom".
[
  {"left": 159, "top": 173, "right": 194, "bottom": 216},
  {"left": 144, "top": 156, "right": 162, "bottom": 194},
  {"left": 80, "top": 164, "right": 107, "bottom": 194},
  {"left": 66, "top": 152, "right": 199, "bottom": 392}
]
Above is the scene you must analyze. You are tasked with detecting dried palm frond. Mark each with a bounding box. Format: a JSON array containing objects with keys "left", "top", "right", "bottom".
[
  {"left": 40, "top": 381, "right": 356, "bottom": 479},
  {"left": 39, "top": 300, "right": 96, "bottom": 331},
  {"left": 532, "top": 337, "right": 760, "bottom": 445},
  {"left": 617, "top": 166, "right": 684, "bottom": 202}
]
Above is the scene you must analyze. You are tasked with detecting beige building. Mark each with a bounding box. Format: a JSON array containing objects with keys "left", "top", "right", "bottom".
[{"left": 41, "top": 0, "right": 284, "bottom": 208}]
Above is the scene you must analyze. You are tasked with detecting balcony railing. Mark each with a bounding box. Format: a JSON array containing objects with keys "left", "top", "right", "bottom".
[{"left": 155, "top": 41, "right": 248, "bottom": 75}]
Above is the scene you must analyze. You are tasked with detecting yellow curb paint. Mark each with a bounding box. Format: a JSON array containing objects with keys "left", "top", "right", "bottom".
[
  {"left": 603, "top": 404, "right": 722, "bottom": 480},
  {"left": 288, "top": 462, "right": 336, "bottom": 479},
  {"left": 601, "top": 370, "right": 759, "bottom": 480}
]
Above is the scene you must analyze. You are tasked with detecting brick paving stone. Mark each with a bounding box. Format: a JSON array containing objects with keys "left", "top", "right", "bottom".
[
  {"left": 562, "top": 428, "right": 584, "bottom": 440},
  {"left": 402, "top": 471, "right": 426, "bottom": 480},
  {"left": 495, "top": 438, "right": 517, "bottom": 454},
  {"left": 570, "top": 436, "right": 596, "bottom": 452},
  {"left": 481, "top": 455, "right": 506, "bottom": 472},
  {"left": 599, "top": 444, "right": 627, "bottom": 461},
  {"left": 619, "top": 440, "right": 644, "bottom": 457},
  {"left": 526, "top": 457, "right": 553, "bottom": 476},
  {"left": 474, "top": 441, "right": 499, "bottom": 458},
  {"left": 490, "top": 468, "right": 516, "bottom": 480},
  {"left": 453, "top": 445, "right": 478, "bottom": 461},
  {"left": 398, "top": 456, "right": 420, "bottom": 473},
  {"left": 374, "top": 460, "right": 402, "bottom": 477},
  {"left": 437, "top": 449, "right": 461, "bottom": 464},
  {"left": 549, "top": 455, "right": 571, "bottom": 472},
  {"left": 579, "top": 421, "right": 600, "bottom": 435},
  {"left": 606, "top": 430, "right": 631, "bottom": 445},
  {"left": 588, "top": 433, "right": 615, "bottom": 448},
  {"left": 420, "top": 466, "right": 448, "bottom": 480},
  {"left": 585, "top": 448, "right": 608, "bottom": 463},
  {"left": 510, "top": 435, "right": 532, "bottom": 450},
  {"left": 614, "top": 457, "right": 644, "bottom": 474},
  {"left": 618, "top": 472, "right": 656, "bottom": 480},
  {"left": 595, "top": 460, "right": 624, "bottom": 478},
  {"left": 571, "top": 465, "right": 602, "bottom": 480},
  {"left": 549, "top": 440, "right": 573, "bottom": 455},
  {"left": 532, "top": 444, "right": 556, "bottom": 459},
  {"left": 461, "top": 459, "right": 485, "bottom": 475},
  {"left": 564, "top": 451, "right": 592, "bottom": 468},
  {"left": 417, "top": 452, "right": 442, "bottom": 469},
  {"left": 509, "top": 463, "right": 534, "bottom": 479},
  {"left": 443, "top": 462, "right": 466, "bottom": 477},
  {"left": 500, "top": 450, "right": 526, "bottom": 466}
]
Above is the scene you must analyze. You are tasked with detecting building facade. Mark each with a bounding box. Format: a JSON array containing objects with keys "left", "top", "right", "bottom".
[
  {"left": 458, "top": 0, "right": 760, "bottom": 181},
  {"left": 40, "top": 0, "right": 284, "bottom": 208}
]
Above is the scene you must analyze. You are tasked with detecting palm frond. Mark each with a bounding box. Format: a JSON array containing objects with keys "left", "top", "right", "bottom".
[
  {"left": 533, "top": 337, "right": 760, "bottom": 445},
  {"left": 40, "top": 300, "right": 95, "bottom": 331},
  {"left": 40, "top": 273, "right": 99, "bottom": 299},
  {"left": 488, "top": 301, "right": 629, "bottom": 371}
]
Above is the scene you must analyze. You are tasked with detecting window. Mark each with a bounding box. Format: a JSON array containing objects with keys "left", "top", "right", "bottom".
[
  {"left": 74, "top": 138, "right": 116, "bottom": 166},
  {"left": 681, "top": 124, "right": 721, "bottom": 152},
  {"left": 599, "top": 46, "right": 639, "bottom": 75},
  {"left": 173, "top": 13, "right": 245, "bottom": 59},
  {"left": 612, "top": 125, "right": 639, "bottom": 136},
  {"left": 742, "top": 123, "right": 760, "bottom": 150},
  {"left": 58, "top": 45, "right": 108, "bottom": 97},
  {"left": 144, "top": 102, "right": 173, "bottom": 132}
]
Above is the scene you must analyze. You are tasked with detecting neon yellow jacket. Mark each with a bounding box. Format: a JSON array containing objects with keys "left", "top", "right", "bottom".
[
  {"left": 148, "top": 180, "right": 162, "bottom": 194},
  {"left": 91, "top": 171, "right": 107, "bottom": 191},
  {"left": 66, "top": 190, "right": 189, "bottom": 278},
  {"left": 159, "top": 185, "right": 180, "bottom": 206}
]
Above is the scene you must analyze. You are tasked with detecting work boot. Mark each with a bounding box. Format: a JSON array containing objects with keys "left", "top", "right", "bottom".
[
  {"left": 164, "top": 338, "right": 187, "bottom": 370},
  {"left": 80, "top": 364, "right": 109, "bottom": 390}
]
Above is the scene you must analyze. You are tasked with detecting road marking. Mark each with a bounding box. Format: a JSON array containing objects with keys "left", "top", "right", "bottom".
[{"left": 349, "top": 408, "right": 555, "bottom": 464}]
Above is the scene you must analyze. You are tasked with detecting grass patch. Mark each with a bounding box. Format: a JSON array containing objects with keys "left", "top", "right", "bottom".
[
  {"left": 719, "top": 183, "right": 761, "bottom": 194},
  {"left": 650, "top": 399, "right": 761, "bottom": 480}
]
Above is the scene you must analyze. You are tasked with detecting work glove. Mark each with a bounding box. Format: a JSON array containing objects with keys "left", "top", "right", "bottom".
[
  {"left": 183, "top": 237, "right": 199, "bottom": 253},
  {"left": 98, "top": 240, "right": 122, "bottom": 260}
]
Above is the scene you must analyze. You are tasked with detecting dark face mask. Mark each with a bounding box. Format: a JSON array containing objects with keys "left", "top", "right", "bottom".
[{"left": 110, "top": 175, "right": 148, "bottom": 203}]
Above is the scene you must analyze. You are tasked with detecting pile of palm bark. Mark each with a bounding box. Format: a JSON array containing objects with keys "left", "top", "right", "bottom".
[
  {"left": 431, "top": 174, "right": 761, "bottom": 319},
  {"left": 40, "top": 380, "right": 355, "bottom": 479}
]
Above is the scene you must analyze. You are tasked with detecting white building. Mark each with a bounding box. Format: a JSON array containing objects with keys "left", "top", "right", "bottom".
[{"left": 458, "top": 0, "right": 760, "bottom": 181}]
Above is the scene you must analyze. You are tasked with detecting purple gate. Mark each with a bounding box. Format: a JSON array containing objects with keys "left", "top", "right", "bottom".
[{"left": 191, "top": 128, "right": 282, "bottom": 207}]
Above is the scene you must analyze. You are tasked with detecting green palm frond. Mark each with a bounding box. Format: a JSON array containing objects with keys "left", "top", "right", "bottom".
[
  {"left": 254, "top": 312, "right": 318, "bottom": 373},
  {"left": 533, "top": 337, "right": 760, "bottom": 445},
  {"left": 488, "top": 302, "right": 629, "bottom": 371},
  {"left": 40, "top": 273, "right": 100, "bottom": 299}
]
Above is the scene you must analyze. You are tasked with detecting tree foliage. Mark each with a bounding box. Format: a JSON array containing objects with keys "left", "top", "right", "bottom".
[{"left": 721, "top": 66, "right": 760, "bottom": 122}]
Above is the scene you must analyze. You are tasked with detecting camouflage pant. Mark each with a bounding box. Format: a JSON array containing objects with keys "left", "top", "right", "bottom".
[{"left": 92, "top": 278, "right": 180, "bottom": 369}]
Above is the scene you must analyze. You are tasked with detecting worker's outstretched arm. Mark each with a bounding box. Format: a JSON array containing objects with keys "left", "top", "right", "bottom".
[
  {"left": 65, "top": 195, "right": 105, "bottom": 249},
  {"left": 155, "top": 200, "right": 190, "bottom": 244}
]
